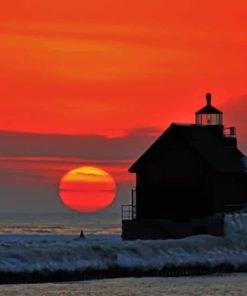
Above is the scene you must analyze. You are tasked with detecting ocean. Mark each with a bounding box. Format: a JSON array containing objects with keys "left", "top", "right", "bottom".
[
  {"left": 1, "top": 212, "right": 247, "bottom": 295},
  {"left": 0, "top": 212, "right": 121, "bottom": 236}
]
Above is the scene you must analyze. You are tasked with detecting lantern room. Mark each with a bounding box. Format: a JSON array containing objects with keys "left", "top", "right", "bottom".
[{"left": 196, "top": 93, "right": 223, "bottom": 126}]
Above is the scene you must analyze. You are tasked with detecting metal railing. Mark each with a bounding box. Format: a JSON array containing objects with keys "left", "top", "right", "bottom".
[
  {"left": 224, "top": 127, "right": 236, "bottom": 137},
  {"left": 224, "top": 204, "right": 245, "bottom": 213},
  {"left": 121, "top": 205, "right": 136, "bottom": 221}
]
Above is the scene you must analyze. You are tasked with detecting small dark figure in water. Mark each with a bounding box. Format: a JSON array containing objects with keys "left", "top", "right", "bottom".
[{"left": 80, "top": 230, "right": 85, "bottom": 238}]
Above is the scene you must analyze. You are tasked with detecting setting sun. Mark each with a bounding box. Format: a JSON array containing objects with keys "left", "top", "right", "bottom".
[{"left": 59, "top": 166, "right": 116, "bottom": 213}]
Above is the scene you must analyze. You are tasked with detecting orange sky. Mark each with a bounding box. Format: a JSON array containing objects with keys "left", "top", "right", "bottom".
[
  {"left": 0, "top": 1, "right": 247, "bottom": 213},
  {"left": 1, "top": 1, "right": 247, "bottom": 136}
]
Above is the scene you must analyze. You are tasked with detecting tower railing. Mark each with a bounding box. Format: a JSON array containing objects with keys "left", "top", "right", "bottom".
[
  {"left": 224, "top": 203, "right": 245, "bottom": 213},
  {"left": 121, "top": 205, "right": 136, "bottom": 221},
  {"left": 224, "top": 127, "right": 236, "bottom": 137},
  {"left": 121, "top": 187, "right": 136, "bottom": 221}
]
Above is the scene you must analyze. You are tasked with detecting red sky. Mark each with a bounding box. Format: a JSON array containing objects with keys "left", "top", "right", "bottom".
[{"left": 0, "top": 1, "right": 247, "bottom": 212}]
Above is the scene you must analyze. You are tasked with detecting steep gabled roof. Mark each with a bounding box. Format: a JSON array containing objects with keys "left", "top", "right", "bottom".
[{"left": 129, "top": 123, "right": 244, "bottom": 173}]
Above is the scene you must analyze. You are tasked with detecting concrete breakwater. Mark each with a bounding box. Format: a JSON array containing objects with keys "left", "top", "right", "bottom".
[{"left": 0, "top": 264, "right": 247, "bottom": 285}]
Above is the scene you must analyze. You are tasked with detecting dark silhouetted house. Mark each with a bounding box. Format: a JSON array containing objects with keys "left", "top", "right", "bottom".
[{"left": 122, "top": 93, "right": 247, "bottom": 240}]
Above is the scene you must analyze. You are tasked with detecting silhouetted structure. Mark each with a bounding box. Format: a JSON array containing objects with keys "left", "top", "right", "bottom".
[
  {"left": 80, "top": 230, "right": 85, "bottom": 238},
  {"left": 122, "top": 93, "right": 247, "bottom": 240}
]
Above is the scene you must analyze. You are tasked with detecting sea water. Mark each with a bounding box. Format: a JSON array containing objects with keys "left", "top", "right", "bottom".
[{"left": 0, "top": 212, "right": 121, "bottom": 235}]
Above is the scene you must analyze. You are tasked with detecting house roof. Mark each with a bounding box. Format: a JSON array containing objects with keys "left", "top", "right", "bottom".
[
  {"left": 129, "top": 123, "right": 245, "bottom": 173},
  {"left": 196, "top": 105, "right": 223, "bottom": 115}
]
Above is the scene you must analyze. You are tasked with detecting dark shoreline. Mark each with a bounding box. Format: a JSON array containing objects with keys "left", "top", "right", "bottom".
[{"left": 1, "top": 264, "right": 247, "bottom": 285}]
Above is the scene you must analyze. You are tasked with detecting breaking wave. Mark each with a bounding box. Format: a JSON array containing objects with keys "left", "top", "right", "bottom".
[{"left": 0, "top": 214, "right": 247, "bottom": 282}]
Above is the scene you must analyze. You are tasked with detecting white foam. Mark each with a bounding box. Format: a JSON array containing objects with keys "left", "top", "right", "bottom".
[{"left": 0, "top": 215, "right": 247, "bottom": 273}]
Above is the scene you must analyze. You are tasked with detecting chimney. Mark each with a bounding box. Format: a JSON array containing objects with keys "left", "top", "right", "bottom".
[{"left": 206, "top": 93, "right": 212, "bottom": 106}]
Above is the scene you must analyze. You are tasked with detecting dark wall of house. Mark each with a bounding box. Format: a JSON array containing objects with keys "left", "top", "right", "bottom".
[
  {"left": 135, "top": 137, "right": 212, "bottom": 220},
  {"left": 135, "top": 136, "right": 247, "bottom": 221},
  {"left": 211, "top": 173, "right": 247, "bottom": 212}
]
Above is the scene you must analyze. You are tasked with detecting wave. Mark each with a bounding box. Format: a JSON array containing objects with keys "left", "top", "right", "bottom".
[{"left": 0, "top": 214, "right": 247, "bottom": 283}]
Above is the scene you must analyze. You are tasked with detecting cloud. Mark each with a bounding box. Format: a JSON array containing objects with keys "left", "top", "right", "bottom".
[
  {"left": 0, "top": 128, "right": 156, "bottom": 212},
  {"left": 0, "top": 127, "right": 158, "bottom": 160}
]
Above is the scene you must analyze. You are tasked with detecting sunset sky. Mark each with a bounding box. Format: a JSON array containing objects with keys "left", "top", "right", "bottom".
[{"left": 0, "top": 0, "right": 247, "bottom": 213}]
